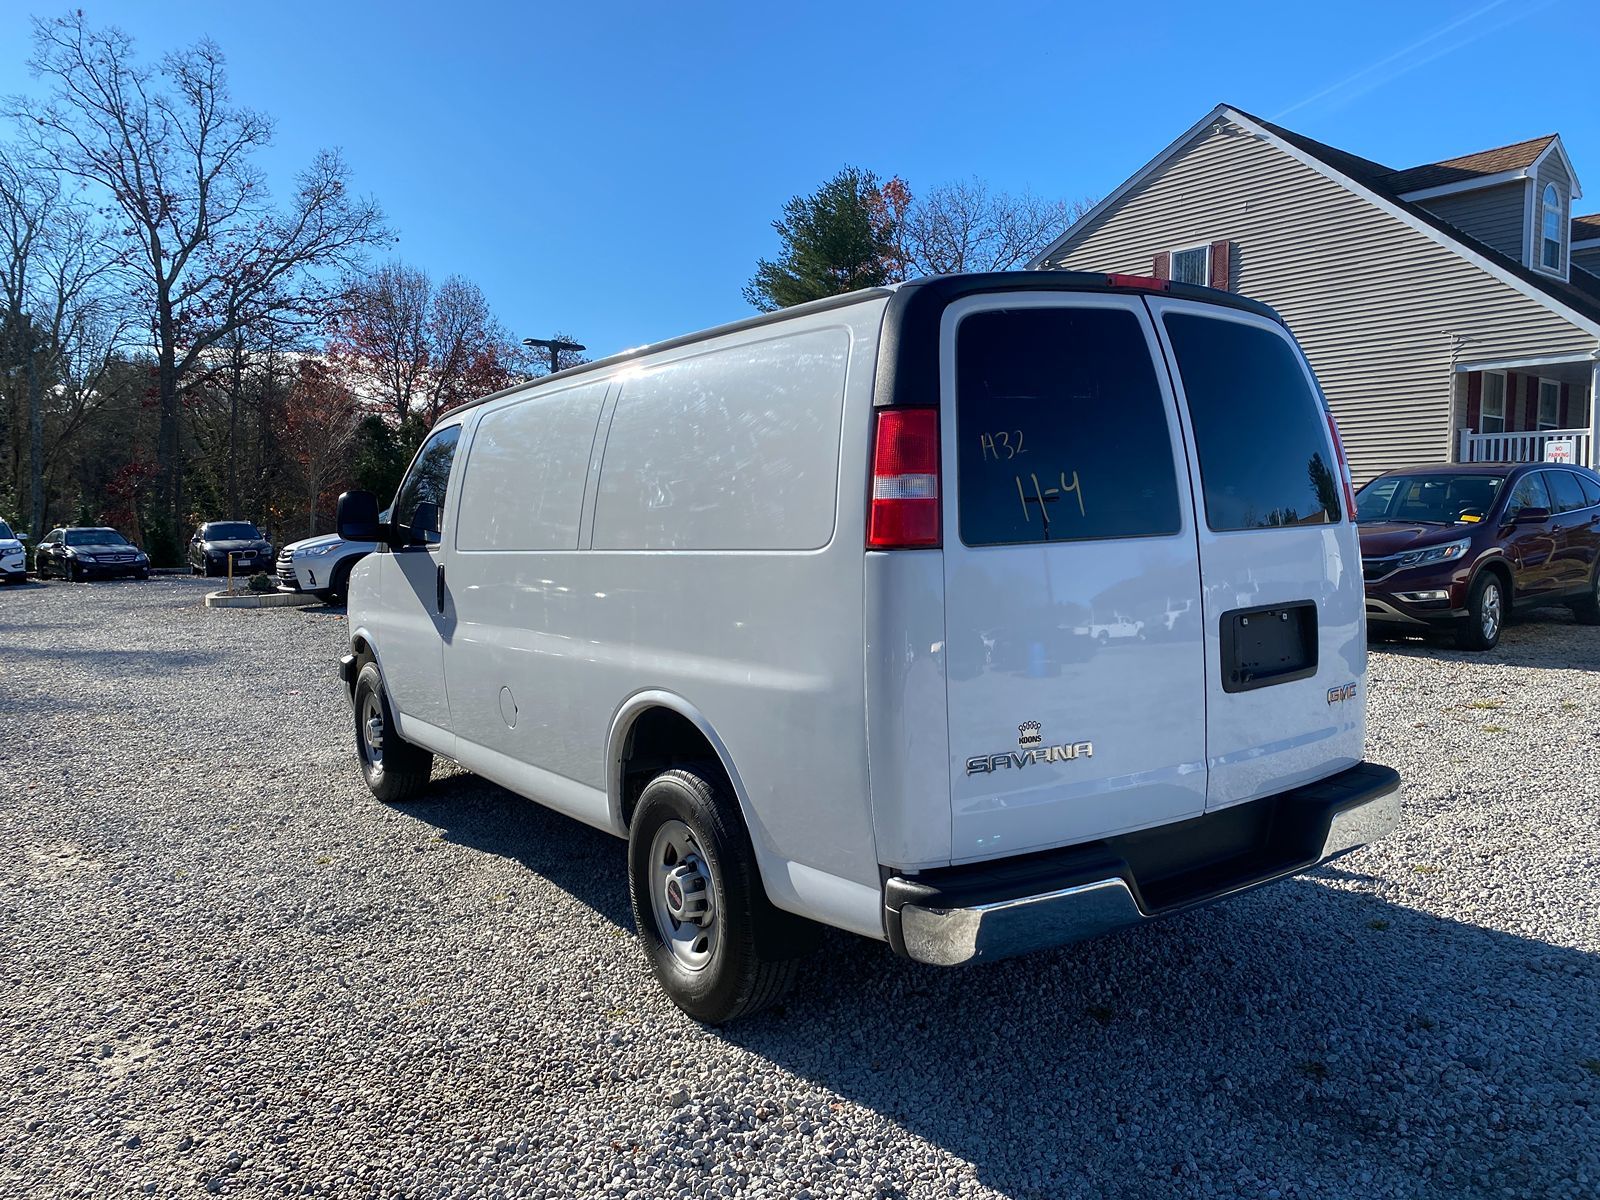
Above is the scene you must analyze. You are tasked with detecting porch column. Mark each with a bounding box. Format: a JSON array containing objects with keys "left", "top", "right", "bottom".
[{"left": 1592, "top": 356, "right": 1600, "bottom": 468}]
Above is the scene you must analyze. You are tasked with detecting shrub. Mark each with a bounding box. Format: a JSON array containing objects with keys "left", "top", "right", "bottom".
[{"left": 247, "top": 572, "right": 274, "bottom": 593}]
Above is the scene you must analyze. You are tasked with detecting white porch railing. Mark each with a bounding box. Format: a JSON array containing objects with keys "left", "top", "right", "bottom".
[{"left": 1458, "top": 427, "right": 1593, "bottom": 465}]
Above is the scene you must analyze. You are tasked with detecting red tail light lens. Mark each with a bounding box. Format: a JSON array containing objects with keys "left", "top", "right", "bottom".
[
  {"left": 1324, "top": 407, "right": 1358, "bottom": 521},
  {"left": 868, "top": 407, "right": 940, "bottom": 549}
]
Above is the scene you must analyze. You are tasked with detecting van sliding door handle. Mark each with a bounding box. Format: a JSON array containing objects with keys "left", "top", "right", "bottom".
[{"left": 436, "top": 562, "right": 445, "bottom": 614}]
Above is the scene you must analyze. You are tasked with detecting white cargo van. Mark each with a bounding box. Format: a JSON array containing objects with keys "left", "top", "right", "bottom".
[{"left": 336, "top": 272, "right": 1399, "bottom": 1022}]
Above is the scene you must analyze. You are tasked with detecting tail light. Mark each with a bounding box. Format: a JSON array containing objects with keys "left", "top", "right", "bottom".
[
  {"left": 1105, "top": 273, "right": 1171, "bottom": 292},
  {"left": 1324, "top": 407, "right": 1358, "bottom": 521},
  {"left": 868, "top": 408, "right": 940, "bottom": 549}
]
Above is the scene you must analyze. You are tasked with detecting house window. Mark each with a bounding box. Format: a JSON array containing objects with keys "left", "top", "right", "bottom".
[
  {"left": 1538, "top": 379, "right": 1561, "bottom": 430},
  {"left": 1541, "top": 184, "right": 1564, "bottom": 270},
  {"left": 1170, "top": 244, "right": 1210, "bottom": 286},
  {"left": 1480, "top": 372, "right": 1506, "bottom": 434}
]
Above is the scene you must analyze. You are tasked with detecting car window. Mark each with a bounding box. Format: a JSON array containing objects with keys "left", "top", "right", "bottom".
[
  {"left": 1580, "top": 473, "right": 1600, "bottom": 508},
  {"left": 1503, "top": 472, "right": 1551, "bottom": 519},
  {"left": 1544, "top": 469, "right": 1588, "bottom": 513},
  {"left": 392, "top": 424, "right": 462, "bottom": 544},
  {"left": 954, "top": 306, "right": 1182, "bottom": 547},
  {"left": 43, "top": 529, "right": 62, "bottom": 545},
  {"left": 0, "top": 520, "right": 13, "bottom": 540},
  {"left": 65, "top": 529, "right": 127, "bottom": 546},
  {"left": 203, "top": 522, "right": 261, "bottom": 540},
  {"left": 1163, "top": 313, "right": 1339, "bottom": 531}
]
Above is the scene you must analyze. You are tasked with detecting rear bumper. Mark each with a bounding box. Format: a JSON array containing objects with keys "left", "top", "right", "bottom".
[{"left": 884, "top": 761, "right": 1400, "bottom": 966}]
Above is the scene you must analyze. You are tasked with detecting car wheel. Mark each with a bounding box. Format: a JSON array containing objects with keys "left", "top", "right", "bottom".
[
  {"left": 352, "top": 657, "right": 433, "bottom": 803},
  {"left": 627, "top": 765, "right": 812, "bottom": 1023},
  {"left": 325, "top": 561, "right": 353, "bottom": 606},
  {"left": 1457, "top": 572, "right": 1504, "bottom": 650},
  {"left": 1571, "top": 564, "right": 1600, "bottom": 626}
]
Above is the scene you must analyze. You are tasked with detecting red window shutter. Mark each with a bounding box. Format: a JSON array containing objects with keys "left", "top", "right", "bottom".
[
  {"left": 1152, "top": 251, "right": 1170, "bottom": 280},
  {"left": 1209, "top": 240, "right": 1232, "bottom": 290}
]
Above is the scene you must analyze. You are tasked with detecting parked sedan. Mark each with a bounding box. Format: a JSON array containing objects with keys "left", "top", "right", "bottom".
[
  {"left": 0, "top": 519, "right": 27, "bottom": 583},
  {"left": 33, "top": 526, "right": 150, "bottom": 581},
  {"left": 1356, "top": 462, "right": 1600, "bottom": 649},
  {"left": 189, "top": 521, "right": 274, "bottom": 577}
]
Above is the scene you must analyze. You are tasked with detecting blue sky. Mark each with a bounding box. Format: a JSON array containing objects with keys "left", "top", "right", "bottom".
[{"left": 2, "top": 1, "right": 1596, "bottom": 357}]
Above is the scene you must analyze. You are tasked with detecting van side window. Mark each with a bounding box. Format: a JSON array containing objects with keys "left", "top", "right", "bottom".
[
  {"left": 456, "top": 382, "right": 607, "bottom": 551},
  {"left": 1163, "top": 314, "right": 1339, "bottom": 531},
  {"left": 955, "top": 307, "right": 1182, "bottom": 547},
  {"left": 392, "top": 425, "right": 461, "bottom": 544},
  {"left": 592, "top": 329, "right": 849, "bottom": 551}
]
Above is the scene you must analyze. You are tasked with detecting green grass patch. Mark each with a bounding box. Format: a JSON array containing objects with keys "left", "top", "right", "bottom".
[
  {"left": 1367, "top": 918, "right": 1391, "bottom": 930},
  {"left": 1084, "top": 1004, "right": 1114, "bottom": 1026},
  {"left": 1299, "top": 1060, "right": 1329, "bottom": 1081},
  {"left": 1463, "top": 700, "right": 1502, "bottom": 710}
]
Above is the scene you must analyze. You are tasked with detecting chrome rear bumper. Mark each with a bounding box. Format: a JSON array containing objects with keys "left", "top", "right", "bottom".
[{"left": 886, "top": 761, "right": 1400, "bottom": 967}]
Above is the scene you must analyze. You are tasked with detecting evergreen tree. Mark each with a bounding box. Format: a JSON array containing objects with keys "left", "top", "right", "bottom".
[{"left": 743, "top": 167, "right": 900, "bottom": 311}]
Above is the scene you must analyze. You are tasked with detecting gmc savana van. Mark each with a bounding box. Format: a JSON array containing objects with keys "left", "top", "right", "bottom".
[{"left": 336, "top": 272, "right": 1400, "bottom": 1022}]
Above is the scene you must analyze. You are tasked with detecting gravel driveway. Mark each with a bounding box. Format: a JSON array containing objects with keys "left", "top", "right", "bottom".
[{"left": 2, "top": 578, "right": 1596, "bottom": 1199}]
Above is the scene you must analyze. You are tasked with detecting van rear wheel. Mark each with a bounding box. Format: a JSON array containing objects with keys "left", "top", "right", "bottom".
[
  {"left": 627, "top": 766, "right": 808, "bottom": 1023},
  {"left": 352, "top": 657, "right": 433, "bottom": 803}
]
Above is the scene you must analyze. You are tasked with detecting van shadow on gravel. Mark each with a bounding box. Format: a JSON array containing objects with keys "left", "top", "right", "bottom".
[
  {"left": 389, "top": 771, "right": 1599, "bottom": 1197},
  {"left": 402, "top": 771, "right": 634, "bottom": 928}
]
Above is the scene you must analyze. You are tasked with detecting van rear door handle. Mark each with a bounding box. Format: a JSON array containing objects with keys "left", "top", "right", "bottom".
[{"left": 436, "top": 562, "right": 445, "bottom": 614}]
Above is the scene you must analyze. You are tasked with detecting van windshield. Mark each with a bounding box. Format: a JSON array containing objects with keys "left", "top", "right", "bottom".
[{"left": 1355, "top": 474, "right": 1505, "bottom": 525}]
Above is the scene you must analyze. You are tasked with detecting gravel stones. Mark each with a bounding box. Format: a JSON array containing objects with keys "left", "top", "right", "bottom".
[{"left": 0, "top": 578, "right": 1595, "bottom": 1197}]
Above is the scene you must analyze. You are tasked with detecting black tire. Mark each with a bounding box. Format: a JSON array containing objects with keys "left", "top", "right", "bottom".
[
  {"left": 352, "top": 657, "right": 433, "bottom": 804},
  {"left": 627, "top": 766, "right": 812, "bottom": 1023},
  {"left": 1457, "top": 571, "right": 1505, "bottom": 650},
  {"left": 325, "top": 560, "right": 353, "bottom": 606},
  {"left": 1571, "top": 563, "right": 1600, "bottom": 626}
]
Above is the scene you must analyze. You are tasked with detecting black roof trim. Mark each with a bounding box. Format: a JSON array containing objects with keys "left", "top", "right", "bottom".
[{"left": 874, "top": 271, "right": 1284, "bottom": 408}]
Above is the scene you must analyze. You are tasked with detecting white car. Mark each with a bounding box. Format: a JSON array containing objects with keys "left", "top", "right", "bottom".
[
  {"left": 275, "top": 532, "right": 377, "bottom": 603},
  {"left": 0, "top": 519, "right": 26, "bottom": 583},
  {"left": 335, "top": 271, "right": 1400, "bottom": 1022}
]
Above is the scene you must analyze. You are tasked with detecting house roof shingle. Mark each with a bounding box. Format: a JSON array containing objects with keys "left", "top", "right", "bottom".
[
  {"left": 1230, "top": 107, "right": 1600, "bottom": 334},
  {"left": 1573, "top": 213, "right": 1600, "bottom": 245},
  {"left": 1379, "top": 135, "right": 1558, "bottom": 194}
]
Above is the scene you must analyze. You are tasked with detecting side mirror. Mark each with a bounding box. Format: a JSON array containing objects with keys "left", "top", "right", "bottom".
[
  {"left": 17, "top": 533, "right": 28, "bottom": 542},
  {"left": 410, "top": 500, "right": 441, "bottom": 545},
  {"left": 337, "top": 490, "right": 383, "bottom": 543},
  {"left": 1514, "top": 505, "right": 1552, "bottom": 525}
]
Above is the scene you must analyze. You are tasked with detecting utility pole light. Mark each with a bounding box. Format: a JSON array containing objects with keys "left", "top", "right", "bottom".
[{"left": 523, "top": 336, "right": 585, "bottom": 375}]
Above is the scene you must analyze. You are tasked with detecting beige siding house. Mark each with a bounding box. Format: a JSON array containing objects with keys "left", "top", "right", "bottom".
[{"left": 1031, "top": 105, "right": 1600, "bottom": 482}]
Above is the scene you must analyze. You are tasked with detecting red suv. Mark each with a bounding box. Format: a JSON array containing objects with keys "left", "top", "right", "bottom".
[{"left": 1356, "top": 462, "right": 1600, "bottom": 649}]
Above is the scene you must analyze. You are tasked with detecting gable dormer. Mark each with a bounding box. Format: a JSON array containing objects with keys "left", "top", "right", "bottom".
[{"left": 1381, "top": 135, "right": 1582, "bottom": 279}]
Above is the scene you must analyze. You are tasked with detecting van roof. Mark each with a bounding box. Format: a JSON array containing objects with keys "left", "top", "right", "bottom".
[{"left": 449, "top": 271, "right": 1286, "bottom": 420}]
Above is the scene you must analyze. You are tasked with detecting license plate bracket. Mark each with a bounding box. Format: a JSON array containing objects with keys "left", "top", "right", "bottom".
[{"left": 1220, "top": 601, "right": 1317, "bottom": 693}]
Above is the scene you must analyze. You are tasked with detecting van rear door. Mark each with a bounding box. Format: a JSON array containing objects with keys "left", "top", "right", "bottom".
[
  {"left": 939, "top": 293, "right": 1209, "bottom": 864},
  {"left": 1147, "top": 297, "right": 1365, "bottom": 810}
]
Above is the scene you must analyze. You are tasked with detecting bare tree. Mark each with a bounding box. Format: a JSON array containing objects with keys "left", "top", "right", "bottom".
[
  {"left": 0, "top": 142, "right": 129, "bottom": 536},
  {"left": 895, "top": 179, "right": 1095, "bottom": 277},
  {"left": 334, "top": 261, "right": 430, "bottom": 427},
  {"left": 336, "top": 262, "right": 520, "bottom": 428},
  {"left": 9, "top": 12, "right": 389, "bottom": 545}
]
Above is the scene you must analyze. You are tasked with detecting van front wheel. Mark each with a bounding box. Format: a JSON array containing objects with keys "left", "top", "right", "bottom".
[
  {"left": 627, "top": 767, "right": 806, "bottom": 1023},
  {"left": 352, "top": 658, "right": 433, "bottom": 803}
]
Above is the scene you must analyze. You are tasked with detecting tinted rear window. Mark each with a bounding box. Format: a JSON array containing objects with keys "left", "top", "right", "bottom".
[
  {"left": 1545, "top": 469, "right": 1587, "bottom": 513},
  {"left": 1163, "top": 313, "right": 1339, "bottom": 531},
  {"left": 955, "top": 307, "right": 1182, "bottom": 547},
  {"left": 1580, "top": 472, "right": 1600, "bottom": 508}
]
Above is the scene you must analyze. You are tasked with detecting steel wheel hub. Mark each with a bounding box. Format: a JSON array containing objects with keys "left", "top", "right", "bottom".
[
  {"left": 361, "top": 692, "right": 385, "bottom": 764},
  {"left": 648, "top": 819, "right": 718, "bottom": 971}
]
